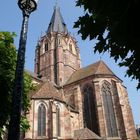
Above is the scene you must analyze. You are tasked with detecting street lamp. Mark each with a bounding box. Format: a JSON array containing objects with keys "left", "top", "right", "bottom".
[{"left": 8, "top": 0, "right": 37, "bottom": 140}]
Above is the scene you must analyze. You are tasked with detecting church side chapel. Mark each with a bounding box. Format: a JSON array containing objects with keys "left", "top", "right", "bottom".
[{"left": 25, "top": 5, "right": 137, "bottom": 140}]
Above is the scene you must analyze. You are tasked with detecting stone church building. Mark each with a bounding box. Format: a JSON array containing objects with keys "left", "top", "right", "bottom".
[{"left": 25, "top": 6, "right": 137, "bottom": 140}]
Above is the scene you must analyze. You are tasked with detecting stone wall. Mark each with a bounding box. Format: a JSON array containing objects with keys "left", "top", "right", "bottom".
[{"left": 34, "top": 32, "right": 81, "bottom": 86}]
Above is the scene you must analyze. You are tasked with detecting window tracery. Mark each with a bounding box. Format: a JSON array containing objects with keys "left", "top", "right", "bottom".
[
  {"left": 102, "top": 81, "right": 118, "bottom": 137},
  {"left": 38, "top": 103, "right": 46, "bottom": 137},
  {"left": 83, "top": 84, "right": 99, "bottom": 134},
  {"left": 45, "top": 43, "right": 48, "bottom": 51}
]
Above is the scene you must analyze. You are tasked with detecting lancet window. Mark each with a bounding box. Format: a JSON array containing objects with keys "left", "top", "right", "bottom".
[
  {"left": 102, "top": 81, "right": 118, "bottom": 137},
  {"left": 38, "top": 103, "right": 46, "bottom": 137},
  {"left": 83, "top": 84, "right": 99, "bottom": 134}
]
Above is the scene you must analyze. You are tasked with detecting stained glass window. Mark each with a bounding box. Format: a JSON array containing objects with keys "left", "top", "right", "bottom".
[
  {"left": 102, "top": 81, "right": 118, "bottom": 137},
  {"left": 38, "top": 103, "right": 46, "bottom": 137},
  {"left": 56, "top": 106, "right": 61, "bottom": 136},
  {"left": 45, "top": 43, "right": 48, "bottom": 52},
  {"left": 83, "top": 85, "right": 99, "bottom": 134}
]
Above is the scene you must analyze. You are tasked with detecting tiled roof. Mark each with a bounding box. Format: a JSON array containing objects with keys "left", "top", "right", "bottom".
[
  {"left": 66, "top": 60, "right": 115, "bottom": 85},
  {"left": 47, "top": 5, "right": 68, "bottom": 34},
  {"left": 74, "top": 127, "right": 102, "bottom": 139},
  {"left": 31, "top": 80, "right": 63, "bottom": 102}
]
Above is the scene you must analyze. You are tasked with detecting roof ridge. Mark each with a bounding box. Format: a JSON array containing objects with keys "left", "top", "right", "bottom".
[
  {"left": 31, "top": 80, "right": 65, "bottom": 102},
  {"left": 65, "top": 60, "right": 118, "bottom": 85},
  {"left": 94, "top": 60, "right": 102, "bottom": 74},
  {"left": 95, "top": 60, "right": 115, "bottom": 75},
  {"left": 74, "top": 127, "right": 101, "bottom": 139},
  {"left": 30, "top": 82, "right": 45, "bottom": 98}
]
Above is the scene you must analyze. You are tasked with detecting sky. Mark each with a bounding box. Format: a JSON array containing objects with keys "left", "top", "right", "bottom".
[{"left": 0, "top": 0, "right": 140, "bottom": 125}]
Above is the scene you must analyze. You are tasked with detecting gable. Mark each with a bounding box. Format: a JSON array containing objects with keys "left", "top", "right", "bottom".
[
  {"left": 74, "top": 127, "right": 101, "bottom": 139},
  {"left": 65, "top": 60, "right": 116, "bottom": 85},
  {"left": 31, "top": 80, "right": 63, "bottom": 102}
]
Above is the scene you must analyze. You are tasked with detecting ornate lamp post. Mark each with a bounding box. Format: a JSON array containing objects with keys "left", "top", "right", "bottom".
[{"left": 8, "top": 0, "right": 37, "bottom": 140}]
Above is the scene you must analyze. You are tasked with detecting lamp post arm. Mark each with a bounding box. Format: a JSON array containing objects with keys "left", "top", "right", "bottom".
[{"left": 8, "top": 14, "right": 29, "bottom": 140}]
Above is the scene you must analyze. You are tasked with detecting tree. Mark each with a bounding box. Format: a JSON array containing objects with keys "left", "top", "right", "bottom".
[
  {"left": 0, "top": 32, "right": 16, "bottom": 136},
  {"left": 0, "top": 32, "right": 33, "bottom": 139},
  {"left": 74, "top": 0, "right": 140, "bottom": 89}
]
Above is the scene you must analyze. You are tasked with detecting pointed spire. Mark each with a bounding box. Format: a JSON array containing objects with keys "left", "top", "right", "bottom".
[{"left": 47, "top": 5, "right": 68, "bottom": 34}]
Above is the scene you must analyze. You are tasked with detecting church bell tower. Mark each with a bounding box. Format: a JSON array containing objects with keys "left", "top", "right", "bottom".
[{"left": 34, "top": 6, "right": 81, "bottom": 86}]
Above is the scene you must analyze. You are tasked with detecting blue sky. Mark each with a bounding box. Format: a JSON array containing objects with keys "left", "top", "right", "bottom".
[{"left": 0, "top": 0, "right": 140, "bottom": 125}]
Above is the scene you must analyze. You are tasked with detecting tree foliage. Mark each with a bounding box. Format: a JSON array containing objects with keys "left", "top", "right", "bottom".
[
  {"left": 0, "top": 32, "right": 16, "bottom": 132},
  {"left": 21, "top": 72, "right": 34, "bottom": 132},
  {"left": 74, "top": 0, "right": 140, "bottom": 89},
  {"left": 0, "top": 32, "right": 33, "bottom": 138}
]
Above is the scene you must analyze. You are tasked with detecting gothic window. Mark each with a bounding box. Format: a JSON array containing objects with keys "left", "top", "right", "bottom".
[
  {"left": 45, "top": 43, "right": 48, "bottom": 52},
  {"left": 42, "top": 44, "right": 45, "bottom": 54},
  {"left": 69, "top": 44, "right": 73, "bottom": 52},
  {"left": 102, "top": 81, "right": 118, "bottom": 137},
  {"left": 58, "top": 38, "right": 61, "bottom": 45},
  {"left": 83, "top": 85, "right": 99, "bottom": 134},
  {"left": 56, "top": 106, "right": 61, "bottom": 136},
  {"left": 54, "top": 49, "right": 57, "bottom": 84},
  {"left": 38, "top": 103, "right": 46, "bottom": 137},
  {"left": 70, "top": 94, "right": 75, "bottom": 108}
]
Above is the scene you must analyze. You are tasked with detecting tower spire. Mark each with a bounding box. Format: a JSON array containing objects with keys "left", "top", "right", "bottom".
[
  {"left": 35, "top": 3, "right": 81, "bottom": 85},
  {"left": 47, "top": 5, "right": 68, "bottom": 34}
]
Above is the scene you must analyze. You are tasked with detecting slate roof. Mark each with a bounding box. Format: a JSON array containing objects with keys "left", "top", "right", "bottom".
[
  {"left": 47, "top": 6, "right": 68, "bottom": 34},
  {"left": 31, "top": 80, "right": 63, "bottom": 102},
  {"left": 74, "top": 127, "right": 102, "bottom": 139},
  {"left": 66, "top": 60, "right": 116, "bottom": 85}
]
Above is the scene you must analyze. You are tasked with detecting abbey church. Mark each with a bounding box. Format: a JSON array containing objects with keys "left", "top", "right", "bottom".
[{"left": 25, "top": 6, "right": 137, "bottom": 140}]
